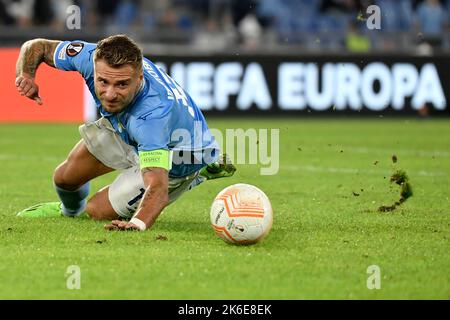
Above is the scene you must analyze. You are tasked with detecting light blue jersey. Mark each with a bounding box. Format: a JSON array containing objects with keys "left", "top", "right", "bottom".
[{"left": 54, "top": 40, "right": 219, "bottom": 178}]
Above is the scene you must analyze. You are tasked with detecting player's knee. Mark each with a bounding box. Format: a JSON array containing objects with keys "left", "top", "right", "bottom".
[
  {"left": 53, "top": 161, "right": 83, "bottom": 191},
  {"left": 53, "top": 162, "right": 71, "bottom": 189}
]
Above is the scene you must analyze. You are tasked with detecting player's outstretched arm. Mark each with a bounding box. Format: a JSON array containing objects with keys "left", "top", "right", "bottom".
[
  {"left": 15, "top": 39, "right": 60, "bottom": 105},
  {"left": 105, "top": 167, "right": 170, "bottom": 231}
]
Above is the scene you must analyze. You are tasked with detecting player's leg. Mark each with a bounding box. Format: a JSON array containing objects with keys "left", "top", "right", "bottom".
[
  {"left": 53, "top": 139, "right": 114, "bottom": 190},
  {"left": 168, "top": 172, "right": 205, "bottom": 202},
  {"left": 85, "top": 186, "right": 119, "bottom": 220},
  {"left": 18, "top": 117, "right": 137, "bottom": 218},
  {"left": 17, "top": 140, "right": 114, "bottom": 218},
  {"left": 53, "top": 139, "right": 115, "bottom": 216}
]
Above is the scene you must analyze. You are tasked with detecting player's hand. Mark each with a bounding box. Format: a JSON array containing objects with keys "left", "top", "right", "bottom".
[
  {"left": 15, "top": 75, "right": 43, "bottom": 105},
  {"left": 104, "top": 219, "right": 141, "bottom": 231}
]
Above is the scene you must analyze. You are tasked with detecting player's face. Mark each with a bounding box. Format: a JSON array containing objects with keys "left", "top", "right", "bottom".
[{"left": 94, "top": 59, "right": 143, "bottom": 113}]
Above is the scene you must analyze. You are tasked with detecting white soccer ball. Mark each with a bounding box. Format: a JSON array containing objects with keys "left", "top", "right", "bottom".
[{"left": 210, "top": 183, "right": 273, "bottom": 245}]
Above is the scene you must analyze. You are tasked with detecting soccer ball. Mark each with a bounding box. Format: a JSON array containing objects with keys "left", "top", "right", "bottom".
[{"left": 210, "top": 183, "right": 273, "bottom": 245}]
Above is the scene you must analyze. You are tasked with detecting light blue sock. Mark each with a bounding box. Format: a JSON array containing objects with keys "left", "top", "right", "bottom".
[{"left": 55, "top": 182, "right": 90, "bottom": 217}]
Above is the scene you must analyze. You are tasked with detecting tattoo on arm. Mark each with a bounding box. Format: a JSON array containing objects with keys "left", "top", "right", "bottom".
[{"left": 16, "top": 39, "right": 60, "bottom": 77}]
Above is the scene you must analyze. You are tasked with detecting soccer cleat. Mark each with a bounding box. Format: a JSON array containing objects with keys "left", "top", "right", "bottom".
[
  {"left": 16, "top": 202, "right": 63, "bottom": 218},
  {"left": 199, "top": 154, "right": 236, "bottom": 180}
]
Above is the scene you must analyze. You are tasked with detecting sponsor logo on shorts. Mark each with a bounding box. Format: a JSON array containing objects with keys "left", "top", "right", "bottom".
[{"left": 66, "top": 42, "right": 84, "bottom": 57}]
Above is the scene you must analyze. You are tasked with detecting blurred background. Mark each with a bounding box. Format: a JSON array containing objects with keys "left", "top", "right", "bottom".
[
  {"left": 1, "top": 0, "right": 449, "bottom": 54},
  {"left": 1, "top": 0, "right": 449, "bottom": 122}
]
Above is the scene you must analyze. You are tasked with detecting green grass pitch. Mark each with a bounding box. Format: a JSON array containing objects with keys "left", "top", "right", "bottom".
[{"left": 0, "top": 118, "right": 449, "bottom": 299}]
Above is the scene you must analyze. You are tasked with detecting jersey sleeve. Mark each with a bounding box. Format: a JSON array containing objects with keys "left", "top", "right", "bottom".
[{"left": 53, "top": 40, "right": 96, "bottom": 80}]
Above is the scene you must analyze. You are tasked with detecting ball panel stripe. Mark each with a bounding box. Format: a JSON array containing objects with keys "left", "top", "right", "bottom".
[
  {"left": 211, "top": 225, "right": 238, "bottom": 243},
  {"left": 227, "top": 213, "right": 264, "bottom": 218}
]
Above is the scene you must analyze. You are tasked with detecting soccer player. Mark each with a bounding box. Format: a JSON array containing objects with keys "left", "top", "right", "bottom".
[{"left": 15, "top": 35, "right": 235, "bottom": 231}]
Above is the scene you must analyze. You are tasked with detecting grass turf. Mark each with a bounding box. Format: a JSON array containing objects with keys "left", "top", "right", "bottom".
[{"left": 0, "top": 118, "right": 449, "bottom": 299}]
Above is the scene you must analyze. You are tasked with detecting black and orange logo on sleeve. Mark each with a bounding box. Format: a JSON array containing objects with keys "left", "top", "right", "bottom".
[{"left": 66, "top": 42, "right": 84, "bottom": 57}]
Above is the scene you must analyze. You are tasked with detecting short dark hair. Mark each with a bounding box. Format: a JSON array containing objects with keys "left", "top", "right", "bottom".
[{"left": 94, "top": 35, "right": 143, "bottom": 71}]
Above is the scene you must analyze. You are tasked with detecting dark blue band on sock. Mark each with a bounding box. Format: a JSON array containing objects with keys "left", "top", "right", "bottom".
[{"left": 55, "top": 182, "right": 90, "bottom": 217}]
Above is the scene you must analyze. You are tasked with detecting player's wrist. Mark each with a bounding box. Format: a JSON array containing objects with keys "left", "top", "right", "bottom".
[
  {"left": 18, "top": 72, "right": 35, "bottom": 80},
  {"left": 130, "top": 217, "right": 146, "bottom": 231}
]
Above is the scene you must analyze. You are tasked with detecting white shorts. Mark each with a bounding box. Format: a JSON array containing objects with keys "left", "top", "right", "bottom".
[
  {"left": 79, "top": 117, "right": 205, "bottom": 219},
  {"left": 79, "top": 117, "right": 138, "bottom": 170}
]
